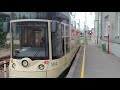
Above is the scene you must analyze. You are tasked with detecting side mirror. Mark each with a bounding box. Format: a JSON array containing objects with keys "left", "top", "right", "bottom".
[
  {"left": 51, "top": 21, "right": 57, "bottom": 33},
  {"left": 3, "top": 22, "right": 9, "bottom": 32}
]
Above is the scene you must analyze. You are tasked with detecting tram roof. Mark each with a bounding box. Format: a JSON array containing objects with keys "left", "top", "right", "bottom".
[
  {"left": 12, "top": 12, "right": 70, "bottom": 20},
  {"left": 0, "top": 12, "right": 10, "bottom": 17}
]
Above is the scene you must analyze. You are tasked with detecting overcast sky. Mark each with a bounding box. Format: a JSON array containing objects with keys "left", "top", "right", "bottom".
[{"left": 72, "top": 12, "right": 95, "bottom": 31}]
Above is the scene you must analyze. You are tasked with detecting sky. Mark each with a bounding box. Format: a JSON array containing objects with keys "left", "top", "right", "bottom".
[{"left": 72, "top": 12, "right": 95, "bottom": 31}]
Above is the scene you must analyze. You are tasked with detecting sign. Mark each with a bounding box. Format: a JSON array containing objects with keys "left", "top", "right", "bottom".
[
  {"left": 72, "top": 32, "right": 76, "bottom": 35},
  {"left": 108, "top": 21, "right": 110, "bottom": 27},
  {"left": 44, "top": 61, "right": 49, "bottom": 64},
  {"left": 51, "top": 62, "right": 57, "bottom": 66}
]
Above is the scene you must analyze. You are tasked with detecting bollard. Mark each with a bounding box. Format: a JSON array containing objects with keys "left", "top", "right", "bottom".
[
  {"left": 101, "top": 42, "right": 106, "bottom": 52},
  {"left": 4, "top": 60, "right": 7, "bottom": 78}
]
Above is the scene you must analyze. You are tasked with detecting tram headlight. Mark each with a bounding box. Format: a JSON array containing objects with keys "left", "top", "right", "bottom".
[
  {"left": 38, "top": 64, "right": 44, "bottom": 70},
  {"left": 22, "top": 60, "right": 29, "bottom": 67},
  {"left": 12, "top": 63, "right": 16, "bottom": 68}
]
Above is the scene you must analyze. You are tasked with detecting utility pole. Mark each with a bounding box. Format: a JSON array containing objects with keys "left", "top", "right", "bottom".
[
  {"left": 79, "top": 19, "right": 80, "bottom": 29},
  {"left": 77, "top": 19, "right": 80, "bottom": 29},
  {"left": 84, "top": 12, "right": 87, "bottom": 44},
  {"left": 97, "top": 12, "right": 99, "bottom": 44}
]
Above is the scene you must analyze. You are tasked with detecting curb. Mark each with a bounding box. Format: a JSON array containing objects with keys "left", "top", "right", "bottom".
[{"left": 66, "top": 46, "right": 83, "bottom": 78}]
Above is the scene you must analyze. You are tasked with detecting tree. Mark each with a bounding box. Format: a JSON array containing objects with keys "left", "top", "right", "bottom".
[{"left": 0, "top": 17, "right": 7, "bottom": 48}]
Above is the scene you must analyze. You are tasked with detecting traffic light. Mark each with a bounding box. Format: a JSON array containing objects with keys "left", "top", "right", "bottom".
[
  {"left": 89, "top": 31, "right": 92, "bottom": 35},
  {"left": 90, "top": 31, "right": 92, "bottom": 35}
]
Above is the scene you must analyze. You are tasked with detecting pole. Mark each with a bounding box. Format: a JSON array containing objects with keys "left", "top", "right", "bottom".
[
  {"left": 97, "top": 12, "right": 99, "bottom": 44},
  {"left": 84, "top": 12, "right": 86, "bottom": 44},
  {"left": 79, "top": 19, "right": 80, "bottom": 29},
  {"left": 107, "top": 16, "right": 110, "bottom": 54}
]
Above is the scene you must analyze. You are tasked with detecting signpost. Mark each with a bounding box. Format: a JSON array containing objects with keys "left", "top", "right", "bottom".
[{"left": 107, "top": 16, "right": 110, "bottom": 54}]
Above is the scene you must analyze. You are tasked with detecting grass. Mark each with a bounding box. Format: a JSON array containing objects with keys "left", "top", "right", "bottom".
[
  {"left": 0, "top": 44, "right": 10, "bottom": 50},
  {"left": 0, "top": 48, "right": 4, "bottom": 51},
  {"left": 80, "top": 37, "right": 88, "bottom": 45}
]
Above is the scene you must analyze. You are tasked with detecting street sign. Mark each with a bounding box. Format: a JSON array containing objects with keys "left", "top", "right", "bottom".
[{"left": 108, "top": 21, "right": 110, "bottom": 27}]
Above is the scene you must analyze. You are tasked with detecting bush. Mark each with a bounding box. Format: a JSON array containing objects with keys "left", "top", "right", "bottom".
[{"left": 0, "top": 17, "right": 7, "bottom": 48}]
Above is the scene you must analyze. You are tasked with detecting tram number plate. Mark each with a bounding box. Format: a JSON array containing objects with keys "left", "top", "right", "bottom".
[{"left": 51, "top": 62, "right": 57, "bottom": 66}]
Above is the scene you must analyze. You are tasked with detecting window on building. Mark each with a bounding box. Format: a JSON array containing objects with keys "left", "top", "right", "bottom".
[
  {"left": 94, "top": 20, "right": 98, "bottom": 39},
  {"left": 117, "top": 12, "right": 120, "bottom": 37},
  {"left": 104, "top": 16, "right": 108, "bottom": 36}
]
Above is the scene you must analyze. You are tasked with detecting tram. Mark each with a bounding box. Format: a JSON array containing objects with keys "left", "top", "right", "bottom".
[{"left": 3, "top": 12, "right": 80, "bottom": 78}]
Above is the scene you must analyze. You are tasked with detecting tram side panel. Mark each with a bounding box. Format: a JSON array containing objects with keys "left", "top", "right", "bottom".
[
  {"left": 47, "top": 25, "right": 80, "bottom": 78},
  {"left": 46, "top": 22, "right": 66, "bottom": 78}
]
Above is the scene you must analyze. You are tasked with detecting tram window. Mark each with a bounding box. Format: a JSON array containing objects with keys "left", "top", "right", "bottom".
[
  {"left": 14, "top": 12, "right": 48, "bottom": 19},
  {"left": 71, "top": 29, "right": 76, "bottom": 50},
  {"left": 61, "top": 24, "right": 64, "bottom": 37},
  {"left": 61, "top": 24, "right": 65, "bottom": 55},
  {"left": 12, "top": 22, "right": 49, "bottom": 60},
  {"left": 51, "top": 22, "right": 64, "bottom": 59},
  {"left": 51, "top": 21, "right": 57, "bottom": 33},
  {"left": 65, "top": 26, "right": 70, "bottom": 54}
]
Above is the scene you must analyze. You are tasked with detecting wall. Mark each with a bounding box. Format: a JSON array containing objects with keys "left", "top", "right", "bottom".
[
  {"left": 101, "top": 12, "right": 120, "bottom": 58},
  {"left": 101, "top": 40, "right": 120, "bottom": 58},
  {"left": 101, "top": 12, "right": 116, "bottom": 41}
]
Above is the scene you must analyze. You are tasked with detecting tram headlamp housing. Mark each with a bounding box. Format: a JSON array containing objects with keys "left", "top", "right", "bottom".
[
  {"left": 22, "top": 60, "right": 29, "bottom": 67},
  {"left": 38, "top": 64, "right": 44, "bottom": 70}
]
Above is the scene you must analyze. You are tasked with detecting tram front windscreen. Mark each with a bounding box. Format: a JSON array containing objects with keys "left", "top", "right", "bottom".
[{"left": 11, "top": 21, "right": 49, "bottom": 60}]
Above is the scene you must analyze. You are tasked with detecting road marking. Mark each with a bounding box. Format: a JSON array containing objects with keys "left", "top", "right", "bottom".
[{"left": 80, "top": 44, "right": 86, "bottom": 78}]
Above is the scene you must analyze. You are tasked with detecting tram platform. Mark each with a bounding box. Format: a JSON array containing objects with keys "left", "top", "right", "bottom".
[{"left": 66, "top": 39, "right": 120, "bottom": 78}]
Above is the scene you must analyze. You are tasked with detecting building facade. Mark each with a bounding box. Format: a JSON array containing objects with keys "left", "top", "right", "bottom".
[{"left": 95, "top": 12, "right": 120, "bottom": 57}]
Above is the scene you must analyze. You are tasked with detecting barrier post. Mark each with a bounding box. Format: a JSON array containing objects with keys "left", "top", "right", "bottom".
[{"left": 4, "top": 60, "right": 7, "bottom": 78}]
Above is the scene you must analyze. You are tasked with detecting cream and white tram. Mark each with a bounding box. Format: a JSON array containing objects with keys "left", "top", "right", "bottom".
[{"left": 5, "top": 12, "right": 80, "bottom": 78}]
